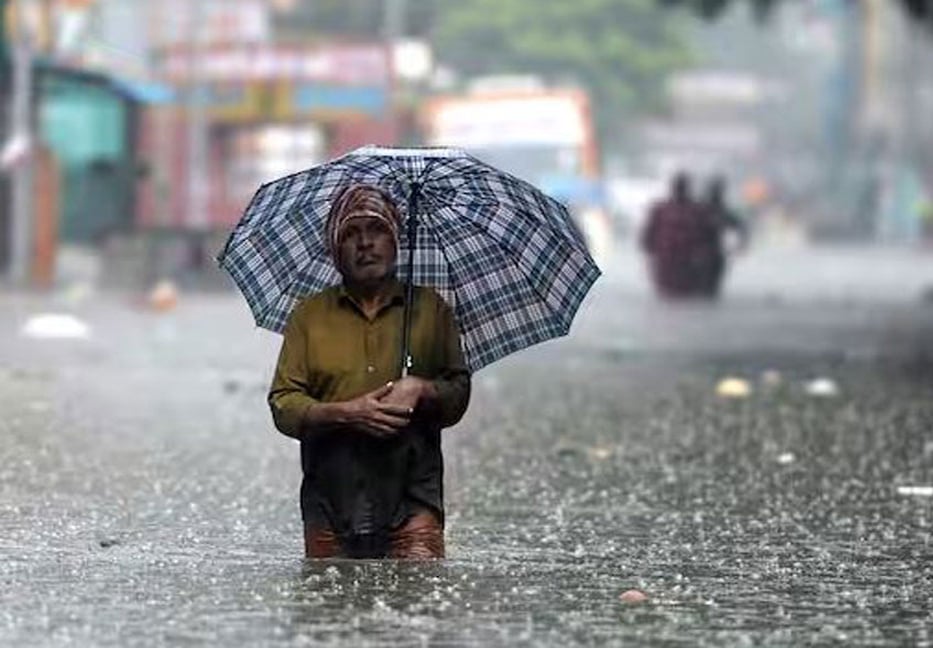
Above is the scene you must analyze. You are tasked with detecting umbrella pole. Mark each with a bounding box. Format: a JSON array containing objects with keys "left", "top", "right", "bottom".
[{"left": 400, "top": 182, "right": 420, "bottom": 378}]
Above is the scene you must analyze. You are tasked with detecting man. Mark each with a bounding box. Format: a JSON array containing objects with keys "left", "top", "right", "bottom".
[
  {"left": 268, "top": 184, "right": 471, "bottom": 559},
  {"left": 641, "top": 172, "right": 708, "bottom": 298}
]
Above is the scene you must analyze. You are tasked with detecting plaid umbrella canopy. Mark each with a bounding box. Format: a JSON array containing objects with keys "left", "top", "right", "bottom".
[{"left": 217, "top": 145, "right": 601, "bottom": 373}]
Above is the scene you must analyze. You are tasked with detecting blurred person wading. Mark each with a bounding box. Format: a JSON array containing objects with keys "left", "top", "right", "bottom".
[
  {"left": 641, "top": 173, "right": 746, "bottom": 299},
  {"left": 268, "top": 185, "right": 471, "bottom": 559}
]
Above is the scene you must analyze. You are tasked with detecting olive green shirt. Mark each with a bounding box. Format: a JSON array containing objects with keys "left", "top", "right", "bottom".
[{"left": 268, "top": 280, "right": 471, "bottom": 536}]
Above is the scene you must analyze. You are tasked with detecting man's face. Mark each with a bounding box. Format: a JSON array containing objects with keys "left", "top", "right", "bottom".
[{"left": 337, "top": 216, "right": 397, "bottom": 284}]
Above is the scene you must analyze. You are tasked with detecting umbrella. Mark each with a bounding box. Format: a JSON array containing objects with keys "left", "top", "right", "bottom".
[{"left": 217, "top": 145, "right": 600, "bottom": 374}]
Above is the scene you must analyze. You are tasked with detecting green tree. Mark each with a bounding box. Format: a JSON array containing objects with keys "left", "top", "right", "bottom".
[
  {"left": 431, "top": 0, "right": 692, "bottom": 144},
  {"left": 657, "top": 0, "right": 778, "bottom": 21},
  {"left": 658, "top": 0, "right": 933, "bottom": 30}
]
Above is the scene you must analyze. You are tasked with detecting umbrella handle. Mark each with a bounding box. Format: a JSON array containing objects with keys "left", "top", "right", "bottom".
[{"left": 400, "top": 182, "right": 420, "bottom": 378}]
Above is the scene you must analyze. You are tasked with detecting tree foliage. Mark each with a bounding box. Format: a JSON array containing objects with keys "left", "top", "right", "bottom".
[
  {"left": 657, "top": 0, "right": 778, "bottom": 21},
  {"left": 658, "top": 0, "right": 933, "bottom": 30},
  {"left": 430, "top": 0, "right": 692, "bottom": 143}
]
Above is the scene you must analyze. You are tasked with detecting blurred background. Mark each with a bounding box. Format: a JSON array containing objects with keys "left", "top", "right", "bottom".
[
  {"left": 1, "top": 0, "right": 932, "bottom": 293},
  {"left": 4, "top": 5, "right": 933, "bottom": 645}
]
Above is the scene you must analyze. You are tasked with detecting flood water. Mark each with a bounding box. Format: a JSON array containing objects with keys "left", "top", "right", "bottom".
[{"left": 2, "top": 246, "right": 933, "bottom": 646}]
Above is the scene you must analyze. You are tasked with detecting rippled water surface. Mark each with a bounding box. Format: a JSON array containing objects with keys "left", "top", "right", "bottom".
[{"left": 2, "top": 254, "right": 933, "bottom": 646}]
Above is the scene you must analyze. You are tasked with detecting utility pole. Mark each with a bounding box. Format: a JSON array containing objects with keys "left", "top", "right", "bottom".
[
  {"left": 8, "top": 0, "right": 35, "bottom": 287},
  {"left": 860, "top": 0, "right": 884, "bottom": 131},
  {"left": 383, "top": 0, "right": 408, "bottom": 142},
  {"left": 186, "top": 0, "right": 208, "bottom": 231},
  {"left": 383, "top": 0, "right": 406, "bottom": 43},
  {"left": 0, "top": 0, "right": 10, "bottom": 276}
]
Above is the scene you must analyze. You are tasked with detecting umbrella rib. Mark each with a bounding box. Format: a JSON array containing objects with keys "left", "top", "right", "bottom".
[
  {"left": 429, "top": 206, "right": 577, "bottom": 329},
  {"left": 467, "top": 204, "right": 594, "bottom": 323}
]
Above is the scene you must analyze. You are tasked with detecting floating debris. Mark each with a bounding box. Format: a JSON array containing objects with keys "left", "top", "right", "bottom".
[
  {"left": 805, "top": 378, "right": 839, "bottom": 398},
  {"left": 587, "top": 446, "right": 612, "bottom": 461},
  {"left": 716, "top": 377, "right": 752, "bottom": 399},
  {"left": 619, "top": 589, "right": 649, "bottom": 605},
  {"left": 21, "top": 314, "right": 91, "bottom": 340},
  {"left": 897, "top": 485, "right": 933, "bottom": 497},
  {"left": 148, "top": 280, "right": 179, "bottom": 312}
]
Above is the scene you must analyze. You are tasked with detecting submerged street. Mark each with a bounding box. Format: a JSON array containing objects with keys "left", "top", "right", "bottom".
[{"left": 2, "top": 245, "right": 933, "bottom": 646}]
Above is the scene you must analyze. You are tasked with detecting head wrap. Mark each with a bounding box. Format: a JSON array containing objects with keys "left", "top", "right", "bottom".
[{"left": 326, "top": 184, "right": 401, "bottom": 264}]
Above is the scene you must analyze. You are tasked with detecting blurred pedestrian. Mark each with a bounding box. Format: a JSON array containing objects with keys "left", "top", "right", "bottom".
[
  {"left": 640, "top": 172, "right": 708, "bottom": 298},
  {"left": 268, "top": 184, "right": 471, "bottom": 559},
  {"left": 697, "top": 176, "right": 748, "bottom": 298}
]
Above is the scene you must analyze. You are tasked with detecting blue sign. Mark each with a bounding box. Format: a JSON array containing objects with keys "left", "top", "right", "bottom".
[
  {"left": 293, "top": 85, "right": 387, "bottom": 116},
  {"left": 540, "top": 174, "right": 607, "bottom": 207}
]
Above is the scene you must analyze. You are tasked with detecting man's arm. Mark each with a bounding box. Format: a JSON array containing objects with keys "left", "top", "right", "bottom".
[
  {"left": 304, "top": 383, "right": 411, "bottom": 439},
  {"left": 268, "top": 306, "right": 319, "bottom": 440},
  {"left": 430, "top": 297, "right": 471, "bottom": 428},
  {"left": 431, "top": 367, "right": 471, "bottom": 428}
]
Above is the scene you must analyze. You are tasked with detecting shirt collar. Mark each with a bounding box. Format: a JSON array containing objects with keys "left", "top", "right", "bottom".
[{"left": 337, "top": 277, "right": 406, "bottom": 310}]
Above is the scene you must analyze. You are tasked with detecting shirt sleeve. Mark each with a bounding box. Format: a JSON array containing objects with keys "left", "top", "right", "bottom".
[
  {"left": 431, "top": 296, "right": 471, "bottom": 428},
  {"left": 268, "top": 303, "right": 320, "bottom": 439}
]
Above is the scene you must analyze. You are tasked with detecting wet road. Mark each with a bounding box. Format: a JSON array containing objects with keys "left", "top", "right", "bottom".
[{"left": 2, "top": 245, "right": 933, "bottom": 646}]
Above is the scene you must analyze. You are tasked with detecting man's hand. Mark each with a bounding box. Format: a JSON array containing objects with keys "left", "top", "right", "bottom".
[
  {"left": 379, "top": 377, "right": 437, "bottom": 414},
  {"left": 343, "top": 383, "right": 412, "bottom": 438}
]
